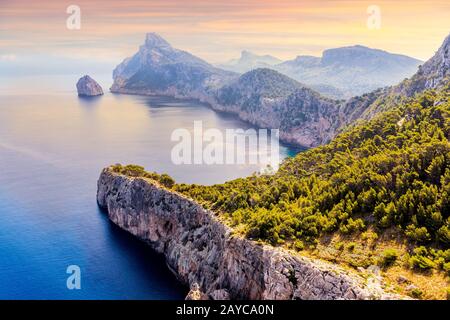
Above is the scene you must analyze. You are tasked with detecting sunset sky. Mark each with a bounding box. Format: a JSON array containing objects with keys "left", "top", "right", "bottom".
[{"left": 1, "top": 0, "right": 449, "bottom": 74}]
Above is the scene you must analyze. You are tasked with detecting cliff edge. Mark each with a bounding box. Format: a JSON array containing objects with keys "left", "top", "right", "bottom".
[{"left": 97, "top": 167, "right": 401, "bottom": 300}]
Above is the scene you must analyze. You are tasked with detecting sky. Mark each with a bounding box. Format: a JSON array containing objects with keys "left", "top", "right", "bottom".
[{"left": 1, "top": 0, "right": 449, "bottom": 75}]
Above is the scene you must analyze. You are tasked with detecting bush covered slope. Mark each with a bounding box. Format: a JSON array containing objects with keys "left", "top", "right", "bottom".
[
  {"left": 176, "top": 87, "right": 449, "bottom": 252},
  {"left": 110, "top": 85, "right": 449, "bottom": 298}
]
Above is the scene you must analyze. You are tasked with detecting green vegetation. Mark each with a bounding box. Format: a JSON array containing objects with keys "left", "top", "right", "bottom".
[
  {"left": 410, "top": 287, "right": 424, "bottom": 299},
  {"left": 380, "top": 249, "right": 398, "bottom": 268},
  {"left": 111, "top": 164, "right": 175, "bottom": 189},
  {"left": 176, "top": 87, "right": 449, "bottom": 253}
]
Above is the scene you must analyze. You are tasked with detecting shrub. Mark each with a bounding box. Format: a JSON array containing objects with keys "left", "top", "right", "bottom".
[
  {"left": 443, "top": 262, "right": 450, "bottom": 276},
  {"left": 405, "top": 225, "right": 431, "bottom": 243},
  {"left": 409, "top": 255, "right": 435, "bottom": 271},
  {"left": 380, "top": 249, "right": 398, "bottom": 267},
  {"left": 437, "top": 225, "right": 450, "bottom": 244},
  {"left": 347, "top": 242, "right": 356, "bottom": 252},
  {"left": 361, "top": 231, "right": 378, "bottom": 242},
  {"left": 114, "top": 164, "right": 146, "bottom": 177},
  {"left": 410, "top": 288, "right": 423, "bottom": 299},
  {"left": 159, "top": 174, "right": 175, "bottom": 188},
  {"left": 293, "top": 240, "right": 304, "bottom": 251},
  {"left": 340, "top": 218, "right": 365, "bottom": 234}
]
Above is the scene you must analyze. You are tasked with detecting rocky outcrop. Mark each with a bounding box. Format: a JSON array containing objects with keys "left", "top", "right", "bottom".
[
  {"left": 395, "top": 33, "right": 450, "bottom": 95},
  {"left": 185, "top": 283, "right": 209, "bottom": 300},
  {"left": 97, "top": 167, "right": 401, "bottom": 300},
  {"left": 76, "top": 75, "right": 103, "bottom": 96}
]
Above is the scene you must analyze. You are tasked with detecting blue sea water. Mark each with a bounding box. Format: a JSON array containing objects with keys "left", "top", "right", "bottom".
[{"left": 0, "top": 75, "right": 300, "bottom": 299}]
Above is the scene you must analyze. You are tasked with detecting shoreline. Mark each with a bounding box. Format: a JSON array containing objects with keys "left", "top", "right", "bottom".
[{"left": 109, "top": 87, "right": 324, "bottom": 149}]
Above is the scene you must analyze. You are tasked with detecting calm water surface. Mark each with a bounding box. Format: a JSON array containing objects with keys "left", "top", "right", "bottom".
[{"left": 0, "top": 75, "right": 300, "bottom": 299}]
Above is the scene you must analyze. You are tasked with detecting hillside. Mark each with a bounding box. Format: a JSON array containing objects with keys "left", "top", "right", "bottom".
[
  {"left": 110, "top": 34, "right": 342, "bottom": 147},
  {"left": 211, "top": 68, "right": 339, "bottom": 146},
  {"left": 107, "top": 32, "right": 450, "bottom": 299},
  {"left": 112, "top": 85, "right": 450, "bottom": 299}
]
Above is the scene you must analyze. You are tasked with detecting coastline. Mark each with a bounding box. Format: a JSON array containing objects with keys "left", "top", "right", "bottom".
[{"left": 109, "top": 87, "right": 333, "bottom": 148}]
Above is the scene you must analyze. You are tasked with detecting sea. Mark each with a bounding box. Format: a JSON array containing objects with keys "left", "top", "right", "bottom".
[{"left": 0, "top": 74, "right": 300, "bottom": 299}]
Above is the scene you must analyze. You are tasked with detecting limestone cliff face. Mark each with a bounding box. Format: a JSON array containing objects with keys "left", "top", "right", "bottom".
[
  {"left": 110, "top": 33, "right": 236, "bottom": 98},
  {"left": 97, "top": 167, "right": 400, "bottom": 300}
]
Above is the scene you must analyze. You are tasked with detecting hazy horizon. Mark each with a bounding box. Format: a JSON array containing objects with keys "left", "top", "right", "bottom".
[{"left": 1, "top": 0, "right": 449, "bottom": 76}]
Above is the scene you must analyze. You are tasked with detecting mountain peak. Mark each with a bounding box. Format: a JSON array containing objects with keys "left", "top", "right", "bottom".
[
  {"left": 441, "top": 32, "right": 450, "bottom": 48},
  {"left": 321, "top": 44, "right": 422, "bottom": 69},
  {"left": 241, "top": 50, "right": 255, "bottom": 58},
  {"left": 437, "top": 32, "right": 450, "bottom": 65},
  {"left": 145, "top": 32, "right": 171, "bottom": 48}
]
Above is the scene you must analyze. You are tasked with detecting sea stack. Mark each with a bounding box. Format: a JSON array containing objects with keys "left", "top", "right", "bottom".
[{"left": 76, "top": 75, "right": 104, "bottom": 97}]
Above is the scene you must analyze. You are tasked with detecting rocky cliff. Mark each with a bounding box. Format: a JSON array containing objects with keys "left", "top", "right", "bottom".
[
  {"left": 110, "top": 33, "right": 236, "bottom": 98},
  {"left": 97, "top": 167, "right": 401, "bottom": 300},
  {"left": 213, "top": 69, "right": 339, "bottom": 147}
]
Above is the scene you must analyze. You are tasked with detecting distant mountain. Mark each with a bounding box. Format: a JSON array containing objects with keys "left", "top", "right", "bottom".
[
  {"left": 216, "top": 46, "right": 422, "bottom": 99},
  {"left": 210, "top": 35, "right": 449, "bottom": 147},
  {"left": 112, "top": 34, "right": 338, "bottom": 146},
  {"left": 395, "top": 34, "right": 450, "bottom": 96},
  {"left": 274, "top": 45, "right": 422, "bottom": 98},
  {"left": 341, "top": 33, "right": 450, "bottom": 124},
  {"left": 217, "top": 50, "right": 282, "bottom": 73},
  {"left": 111, "top": 33, "right": 237, "bottom": 98},
  {"left": 111, "top": 32, "right": 449, "bottom": 148}
]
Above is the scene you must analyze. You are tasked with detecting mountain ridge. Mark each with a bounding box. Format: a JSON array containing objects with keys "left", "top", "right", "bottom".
[
  {"left": 217, "top": 44, "right": 422, "bottom": 98},
  {"left": 275, "top": 45, "right": 422, "bottom": 98}
]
